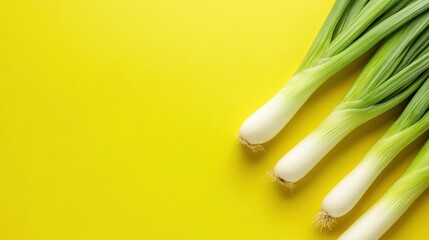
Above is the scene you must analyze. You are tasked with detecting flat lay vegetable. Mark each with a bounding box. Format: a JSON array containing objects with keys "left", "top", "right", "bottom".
[
  {"left": 339, "top": 138, "right": 429, "bottom": 240},
  {"left": 234, "top": 1, "right": 429, "bottom": 238},
  {"left": 318, "top": 71, "right": 429, "bottom": 228},
  {"left": 238, "top": 0, "right": 429, "bottom": 150},
  {"left": 272, "top": 12, "right": 429, "bottom": 186}
]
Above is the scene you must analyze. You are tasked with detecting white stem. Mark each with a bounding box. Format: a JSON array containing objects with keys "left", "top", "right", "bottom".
[
  {"left": 322, "top": 160, "right": 380, "bottom": 218},
  {"left": 338, "top": 203, "right": 397, "bottom": 240},
  {"left": 239, "top": 71, "right": 323, "bottom": 145},
  {"left": 339, "top": 152, "right": 429, "bottom": 240},
  {"left": 322, "top": 125, "right": 428, "bottom": 218},
  {"left": 339, "top": 177, "right": 427, "bottom": 240},
  {"left": 274, "top": 110, "right": 361, "bottom": 183}
]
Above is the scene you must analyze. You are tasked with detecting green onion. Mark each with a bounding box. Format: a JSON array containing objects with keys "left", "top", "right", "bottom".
[
  {"left": 271, "top": 11, "right": 429, "bottom": 187},
  {"left": 339, "top": 138, "right": 429, "bottom": 240},
  {"left": 238, "top": 0, "right": 429, "bottom": 150},
  {"left": 318, "top": 71, "right": 429, "bottom": 228}
]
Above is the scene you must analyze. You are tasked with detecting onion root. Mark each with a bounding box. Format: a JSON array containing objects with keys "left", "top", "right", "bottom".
[
  {"left": 237, "top": 135, "right": 265, "bottom": 152},
  {"left": 314, "top": 210, "right": 337, "bottom": 230}
]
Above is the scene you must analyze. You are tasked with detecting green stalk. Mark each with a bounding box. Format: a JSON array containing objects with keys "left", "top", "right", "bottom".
[
  {"left": 339, "top": 139, "right": 429, "bottom": 240},
  {"left": 239, "top": 0, "right": 429, "bottom": 147},
  {"left": 320, "top": 71, "right": 429, "bottom": 224},
  {"left": 273, "top": 11, "right": 429, "bottom": 184}
]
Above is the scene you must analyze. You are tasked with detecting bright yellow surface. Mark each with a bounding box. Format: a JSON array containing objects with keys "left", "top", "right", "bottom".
[{"left": 1, "top": 1, "right": 428, "bottom": 239}]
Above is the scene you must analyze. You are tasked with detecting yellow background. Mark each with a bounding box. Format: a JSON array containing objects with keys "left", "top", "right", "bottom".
[{"left": 1, "top": 1, "right": 428, "bottom": 239}]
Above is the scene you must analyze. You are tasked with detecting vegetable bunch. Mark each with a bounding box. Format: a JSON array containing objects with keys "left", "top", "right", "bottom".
[
  {"left": 339, "top": 139, "right": 429, "bottom": 239},
  {"left": 239, "top": 0, "right": 429, "bottom": 150},
  {"left": 238, "top": 1, "right": 429, "bottom": 239},
  {"left": 321, "top": 72, "right": 429, "bottom": 223},
  {"left": 273, "top": 11, "right": 429, "bottom": 186}
]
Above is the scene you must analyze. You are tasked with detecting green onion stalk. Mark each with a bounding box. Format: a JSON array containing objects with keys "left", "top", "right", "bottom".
[
  {"left": 238, "top": 0, "right": 429, "bottom": 151},
  {"left": 318, "top": 68, "right": 429, "bottom": 228},
  {"left": 339, "top": 138, "right": 429, "bottom": 240},
  {"left": 272, "top": 11, "right": 429, "bottom": 188}
]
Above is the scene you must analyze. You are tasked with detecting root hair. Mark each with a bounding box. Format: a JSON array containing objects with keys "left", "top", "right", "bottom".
[
  {"left": 313, "top": 210, "right": 337, "bottom": 231},
  {"left": 237, "top": 135, "right": 265, "bottom": 152},
  {"left": 267, "top": 171, "right": 295, "bottom": 191}
]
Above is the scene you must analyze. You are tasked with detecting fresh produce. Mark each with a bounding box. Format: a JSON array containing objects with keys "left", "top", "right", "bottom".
[
  {"left": 339, "top": 138, "right": 429, "bottom": 240},
  {"left": 238, "top": 0, "right": 429, "bottom": 150},
  {"left": 271, "top": 11, "right": 429, "bottom": 186},
  {"left": 318, "top": 71, "right": 429, "bottom": 228}
]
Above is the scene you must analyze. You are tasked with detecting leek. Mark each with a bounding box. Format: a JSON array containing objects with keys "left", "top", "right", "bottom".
[
  {"left": 339, "top": 139, "right": 429, "bottom": 240},
  {"left": 238, "top": 0, "right": 429, "bottom": 150},
  {"left": 272, "top": 12, "right": 429, "bottom": 186},
  {"left": 318, "top": 71, "right": 429, "bottom": 227}
]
